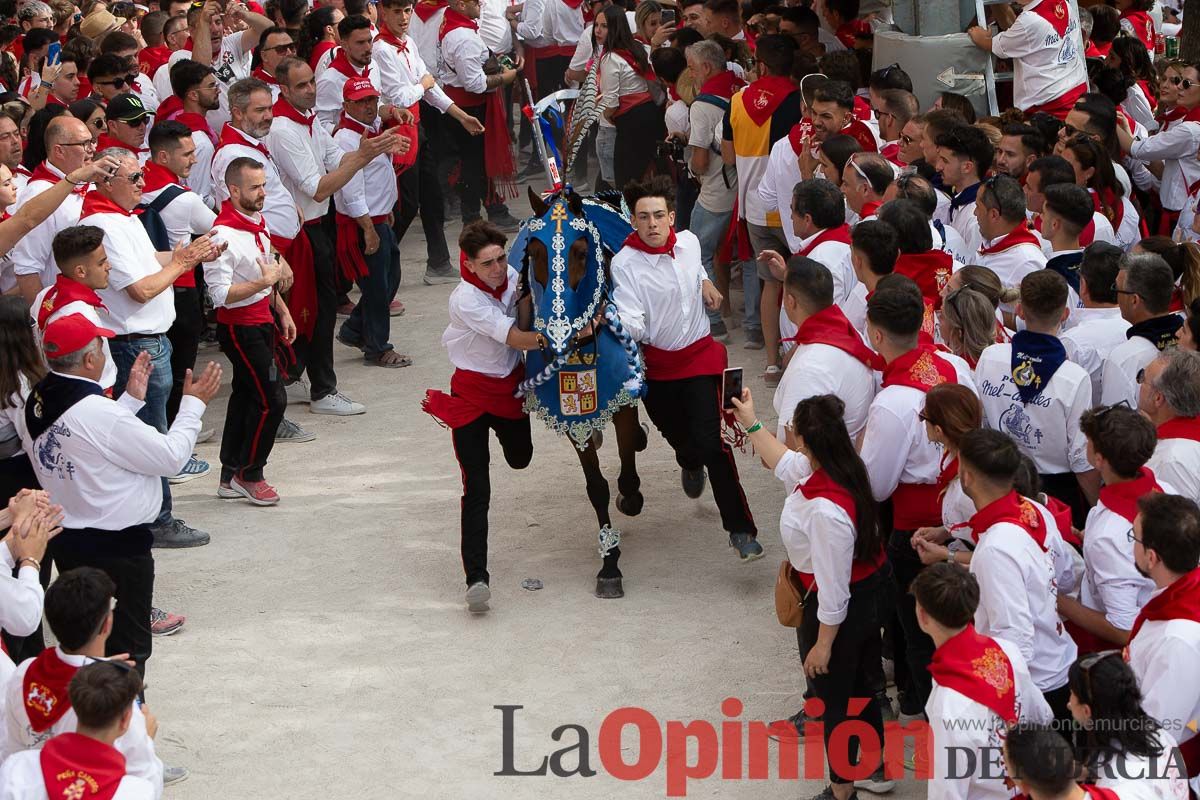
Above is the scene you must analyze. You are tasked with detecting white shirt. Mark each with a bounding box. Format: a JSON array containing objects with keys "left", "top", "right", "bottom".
[
  {"left": 976, "top": 236, "right": 1046, "bottom": 295},
  {"left": 1, "top": 649, "right": 162, "bottom": 797},
  {"left": 948, "top": 195, "right": 983, "bottom": 257},
  {"left": 1129, "top": 120, "right": 1200, "bottom": 212},
  {"left": 314, "top": 59, "right": 382, "bottom": 131},
  {"left": 26, "top": 375, "right": 203, "bottom": 530},
  {"left": 268, "top": 109, "right": 347, "bottom": 224},
  {"left": 132, "top": 72, "right": 158, "bottom": 113},
  {"left": 157, "top": 32, "right": 253, "bottom": 132},
  {"left": 779, "top": 479, "right": 858, "bottom": 625},
  {"left": 210, "top": 133, "right": 298, "bottom": 239},
  {"left": 373, "top": 32, "right": 453, "bottom": 114},
  {"left": 860, "top": 353, "right": 978, "bottom": 503},
  {"left": 516, "top": 0, "right": 584, "bottom": 47},
  {"left": 779, "top": 234, "right": 858, "bottom": 348},
  {"left": 773, "top": 340, "right": 875, "bottom": 441},
  {"left": 1100, "top": 332, "right": 1161, "bottom": 408},
  {"left": 0, "top": 542, "right": 42, "bottom": 641},
  {"left": 1093, "top": 730, "right": 1191, "bottom": 800},
  {"left": 971, "top": 517, "right": 1077, "bottom": 692},
  {"left": 409, "top": 6, "right": 447, "bottom": 73},
  {"left": 30, "top": 285, "right": 118, "bottom": 391},
  {"left": 479, "top": 0, "right": 517, "bottom": 53},
  {"left": 1079, "top": 499, "right": 1158, "bottom": 631},
  {"left": 974, "top": 341, "right": 1092, "bottom": 474},
  {"left": 610, "top": 231, "right": 709, "bottom": 351},
  {"left": 1060, "top": 306, "right": 1129, "bottom": 403},
  {"left": 0, "top": 749, "right": 154, "bottom": 800},
  {"left": 933, "top": 220, "right": 972, "bottom": 265},
  {"left": 443, "top": 267, "right": 521, "bottom": 377},
  {"left": 333, "top": 120, "right": 399, "bottom": 218},
  {"left": 1108, "top": 196, "right": 1143, "bottom": 252},
  {"left": 1148, "top": 434, "right": 1200, "bottom": 506},
  {"left": 85, "top": 211, "right": 174, "bottom": 336},
  {"left": 438, "top": 26, "right": 491, "bottom": 96},
  {"left": 186, "top": 132, "right": 215, "bottom": 208},
  {"left": 10, "top": 164, "right": 85, "bottom": 289},
  {"left": 141, "top": 181, "right": 215, "bottom": 248},
  {"left": 597, "top": 51, "right": 652, "bottom": 122},
  {"left": 927, "top": 636, "right": 1052, "bottom": 800},
  {"left": 757, "top": 136, "right": 803, "bottom": 246},
  {"left": 990, "top": 0, "right": 1086, "bottom": 111},
  {"left": 205, "top": 217, "right": 273, "bottom": 309}
]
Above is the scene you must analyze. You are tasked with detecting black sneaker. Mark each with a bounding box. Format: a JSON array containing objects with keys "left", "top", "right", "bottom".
[
  {"left": 767, "top": 708, "right": 820, "bottom": 742},
  {"left": 729, "top": 532, "right": 764, "bottom": 561},
  {"left": 681, "top": 467, "right": 705, "bottom": 498},
  {"left": 853, "top": 766, "right": 896, "bottom": 794},
  {"left": 488, "top": 210, "right": 522, "bottom": 233},
  {"left": 710, "top": 319, "right": 730, "bottom": 343},
  {"left": 151, "top": 519, "right": 210, "bottom": 549},
  {"left": 810, "top": 786, "right": 858, "bottom": 800}
]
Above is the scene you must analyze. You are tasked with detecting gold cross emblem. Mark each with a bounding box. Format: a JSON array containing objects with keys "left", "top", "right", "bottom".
[{"left": 550, "top": 202, "right": 568, "bottom": 233}]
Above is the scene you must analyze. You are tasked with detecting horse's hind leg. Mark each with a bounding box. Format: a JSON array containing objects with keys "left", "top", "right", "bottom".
[
  {"left": 612, "top": 405, "right": 645, "bottom": 517},
  {"left": 576, "top": 441, "right": 624, "bottom": 599}
]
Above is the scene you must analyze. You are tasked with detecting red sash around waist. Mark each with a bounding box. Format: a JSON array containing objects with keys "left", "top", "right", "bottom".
[
  {"left": 641, "top": 334, "right": 727, "bottom": 381},
  {"left": 216, "top": 297, "right": 272, "bottom": 325},
  {"left": 892, "top": 481, "right": 945, "bottom": 530},
  {"left": 423, "top": 366, "right": 527, "bottom": 429}
]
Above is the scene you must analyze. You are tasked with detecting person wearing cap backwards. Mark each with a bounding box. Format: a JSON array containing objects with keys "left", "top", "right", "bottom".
[
  {"left": 25, "top": 313, "right": 223, "bottom": 678},
  {"left": 80, "top": 149, "right": 224, "bottom": 548},
  {"left": 332, "top": 77, "right": 413, "bottom": 368},
  {"left": 96, "top": 94, "right": 152, "bottom": 164}
]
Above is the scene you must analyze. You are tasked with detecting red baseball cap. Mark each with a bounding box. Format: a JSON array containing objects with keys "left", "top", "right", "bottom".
[
  {"left": 343, "top": 77, "right": 380, "bottom": 102},
  {"left": 42, "top": 314, "right": 115, "bottom": 359}
]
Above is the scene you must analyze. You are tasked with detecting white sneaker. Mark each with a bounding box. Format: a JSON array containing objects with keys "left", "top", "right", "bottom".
[
  {"left": 310, "top": 391, "right": 366, "bottom": 416},
  {"left": 285, "top": 378, "right": 310, "bottom": 405},
  {"left": 466, "top": 581, "right": 490, "bottom": 613}
]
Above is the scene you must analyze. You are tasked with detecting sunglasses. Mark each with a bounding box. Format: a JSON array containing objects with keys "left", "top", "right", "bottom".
[
  {"left": 119, "top": 117, "right": 150, "bottom": 128},
  {"left": 97, "top": 74, "right": 140, "bottom": 90},
  {"left": 917, "top": 410, "right": 932, "bottom": 424},
  {"left": 1077, "top": 649, "right": 1121, "bottom": 704},
  {"left": 109, "top": 171, "right": 144, "bottom": 182},
  {"left": 262, "top": 42, "right": 297, "bottom": 54}
]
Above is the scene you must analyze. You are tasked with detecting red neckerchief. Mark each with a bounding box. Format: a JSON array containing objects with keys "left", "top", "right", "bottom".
[
  {"left": 1029, "top": 0, "right": 1071, "bottom": 36},
  {"left": 787, "top": 118, "right": 814, "bottom": 157},
  {"left": 834, "top": 18, "right": 869, "bottom": 48},
  {"left": 22, "top": 648, "right": 78, "bottom": 733},
  {"left": 309, "top": 40, "right": 337, "bottom": 70},
  {"left": 415, "top": 0, "right": 448, "bottom": 22},
  {"left": 459, "top": 250, "right": 507, "bottom": 300},
  {"left": 610, "top": 49, "right": 655, "bottom": 81},
  {"left": 1184, "top": 106, "right": 1200, "bottom": 123},
  {"left": 667, "top": 84, "right": 681, "bottom": 103},
  {"left": 375, "top": 20, "right": 407, "bottom": 50},
  {"left": 622, "top": 229, "right": 677, "bottom": 257},
  {"left": 881, "top": 344, "right": 957, "bottom": 391},
  {"left": 251, "top": 66, "right": 278, "bottom": 86},
  {"left": 894, "top": 250, "right": 954, "bottom": 307},
  {"left": 968, "top": 489, "right": 1047, "bottom": 550},
  {"left": 95, "top": 134, "right": 142, "bottom": 156},
  {"left": 334, "top": 113, "right": 381, "bottom": 137},
  {"left": 788, "top": 304, "right": 882, "bottom": 370},
  {"left": 1137, "top": 79, "right": 1158, "bottom": 112},
  {"left": 439, "top": 7, "right": 478, "bottom": 40},
  {"left": 560, "top": 0, "right": 583, "bottom": 9},
  {"left": 1091, "top": 187, "right": 1127, "bottom": 229},
  {"left": 218, "top": 123, "right": 271, "bottom": 159},
  {"left": 139, "top": 44, "right": 171, "bottom": 77},
  {"left": 698, "top": 70, "right": 745, "bottom": 99},
  {"left": 978, "top": 225, "right": 1041, "bottom": 255},
  {"left": 796, "top": 224, "right": 851, "bottom": 256},
  {"left": 39, "top": 733, "right": 126, "bottom": 800},
  {"left": 796, "top": 467, "right": 856, "bottom": 521},
  {"left": 929, "top": 624, "right": 1017, "bottom": 724},
  {"left": 633, "top": 33, "right": 650, "bottom": 45},
  {"left": 14, "top": 164, "right": 30, "bottom": 178},
  {"left": 141, "top": 161, "right": 182, "bottom": 194},
  {"left": 1099, "top": 467, "right": 1161, "bottom": 523},
  {"left": 80, "top": 192, "right": 131, "bottom": 218},
  {"left": 740, "top": 74, "right": 797, "bottom": 127},
  {"left": 841, "top": 118, "right": 878, "bottom": 153},
  {"left": 327, "top": 47, "right": 367, "bottom": 79},
  {"left": 853, "top": 94, "right": 872, "bottom": 121},
  {"left": 1119, "top": 8, "right": 1154, "bottom": 50},
  {"left": 214, "top": 200, "right": 268, "bottom": 238},
  {"left": 36, "top": 275, "right": 107, "bottom": 328},
  {"left": 29, "top": 162, "right": 86, "bottom": 195},
  {"left": 175, "top": 111, "right": 217, "bottom": 147},
  {"left": 271, "top": 97, "right": 315, "bottom": 131},
  {"left": 1086, "top": 40, "right": 1112, "bottom": 58},
  {"left": 156, "top": 94, "right": 183, "bottom": 121},
  {"left": 859, "top": 200, "right": 881, "bottom": 219},
  {"left": 1127, "top": 567, "right": 1200, "bottom": 645},
  {"left": 1158, "top": 104, "right": 1188, "bottom": 128},
  {"left": 1157, "top": 416, "right": 1200, "bottom": 444},
  {"left": 1081, "top": 786, "right": 1122, "bottom": 800}
]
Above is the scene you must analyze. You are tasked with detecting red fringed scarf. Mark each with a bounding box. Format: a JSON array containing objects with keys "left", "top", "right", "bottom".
[
  {"left": 786, "top": 304, "right": 882, "bottom": 370},
  {"left": 39, "top": 733, "right": 126, "bottom": 800},
  {"left": 740, "top": 75, "right": 797, "bottom": 126},
  {"left": 36, "top": 275, "right": 107, "bottom": 329},
  {"left": 929, "top": 625, "right": 1017, "bottom": 724},
  {"left": 968, "top": 490, "right": 1047, "bottom": 550},
  {"left": 22, "top": 648, "right": 78, "bottom": 733}
]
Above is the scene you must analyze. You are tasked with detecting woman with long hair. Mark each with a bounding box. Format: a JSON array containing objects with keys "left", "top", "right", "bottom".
[
  {"left": 1061, "top": 133, "right": 1141, "bottom": 251},
  {"left": 1067, "top": 652, "right": 1188, "bottom": 796},
  {"left": 633, "top": 0, "right": 663, "bottom": 49},
  {"left": 733, "top": 388, "right": 890, "bottom": 797},
  {"left": 1134, "top": 235, "right": 1200, "bottom": 307},
  {"left": 1106, "top": 36, "right": 1158, "bottom": 125},
  {"left": 1154, "top": 59, "right": 1185, "bottom": 126},
  {"left": 68, "top": 98, "right": 105, "bottom": 144},
  {"left": 941, "top": 265, "right": 1017, "bottom": 342},
  {"left": 0, "top": 296, "right": 43, "bottom": 502},
  {"left": 1180, "top": 297, "right": 1200, "bottom": 350},
  {"left": 816, "top": 133, "right": 862, "bottom": 187},
  {"left": 939, "top": 285, "right": 997, "bottom": 367},
  {"left": 298, "top": 5, "right": 343, "bottom": 72},
  {"left": 598, "top": 4, "right": 665, "bottom": 189}
]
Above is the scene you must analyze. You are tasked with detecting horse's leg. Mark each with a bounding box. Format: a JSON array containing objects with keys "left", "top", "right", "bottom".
[
  {"left": 575, "top": 440, "right": 624, "bottom": 599},
  {"left": 612, "top": 405, "right": 645, "bottom": 516}
]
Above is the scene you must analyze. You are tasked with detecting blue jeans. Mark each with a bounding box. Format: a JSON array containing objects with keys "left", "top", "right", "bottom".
[
  {"left": 339, "top": 224, "right": 397, "bottom": 359},
  {"left": 689, "top": 202, "right": 760, "bottom": 333},
  {"left": 110, "top": 335, "right": 174, "bottom": 526},
  {"left": 595, "top": 126, "right": 616, "bottom": 187}
]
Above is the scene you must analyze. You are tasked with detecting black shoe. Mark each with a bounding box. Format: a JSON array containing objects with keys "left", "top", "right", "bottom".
[
  {"left": 810, "top": 786, "right": 859, "bottom": 800},
  {"left": 488, "top": 210, "right": 522, "bottom": 233},
  {"left": 151, "top": 519, "right": 210, "bottom": 549},
  {"left": 710, "top": 319, "right": 730, "bottom": 342},
  {"left": 681, "top": 467, "right": 705, "bottom": 498},
  {"left": 336, "top": 329, "right": 365, "bottom": 351},
  {"left": 729, "top": 532, "right": 764, "bottom": 561},
  {"left": 768, "top": 708, "right": 820, "bottom": 742}
]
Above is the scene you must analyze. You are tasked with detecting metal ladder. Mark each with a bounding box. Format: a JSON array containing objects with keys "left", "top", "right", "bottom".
[{"left": 975, "top": 0, "right": 1014, "bottom": 115}]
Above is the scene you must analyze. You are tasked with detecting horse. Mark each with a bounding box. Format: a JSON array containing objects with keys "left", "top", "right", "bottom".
[{"left": 509, "top": 187, "right": 648, "bottom": 599}]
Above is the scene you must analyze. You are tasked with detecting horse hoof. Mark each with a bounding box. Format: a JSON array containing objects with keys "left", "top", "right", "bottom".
[
  {"left": 595, "top": 576, "right": 624, "bottom": 599},
  {"left": 616, "top": 492, "right": 644, "bottom": 516}
]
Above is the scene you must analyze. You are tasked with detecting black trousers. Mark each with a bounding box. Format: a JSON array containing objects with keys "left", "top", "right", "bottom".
[
  {"left": 51, "top": 526, "right": 154, "bottom": 678},
  {"left": 395, "top": 113, "right": 451, "bottom": 271},
  {"left": 1044, "top": 683, "right": 1073, "bottom": 732},
  {"left": 642, "top": 375, "right": 756, "bottom": 535},
  {"left": 166, "top": 284, "right": 203, "bottom": 424},
  {"left": 451, "top": 412, "right": 533, "bottom": 586},
  {"left": 799, "top": 571, "right": 888, "bottom": 784},
  {"left": 614, "top": 101, "right": 666, "bottom": 191},
  {"left": 887, "top": 528, "right": 935, "bottom": 708},
  {"left": 288, "top": 219, "right": 338, "bottom": 400},
  {"left": 449, "top": 102, "right": 489, "bottom": 221},
  {"left": 0, "top": 453, "right": 50, "bottom": 663},
  {"left": 217, "top": 321, "right": 286, "bottom": 482},
  {"left": 1040, "top": 471, "right": 1089, "bottom": 531}
]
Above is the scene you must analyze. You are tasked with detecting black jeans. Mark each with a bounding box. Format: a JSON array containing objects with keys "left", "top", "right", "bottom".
[
  {"left": 1040, "top": 471, "right": 1089, "bottom": 531},
  {"left": 166, "top": 284, "right": 203, "bottom": 424},
  {"left": 288, "top": 218, "right": 338, "bottom": 401},
  {"left": 799, "top": 570, "right": 888, "bottom": 784},
  {"left": 217, "top": 322, "right": 286, "bottom": 482},
  {"left": 51, "top": 526, "right": 155, "bottom": 678},
  {"left": 451, "top": 412, "right": 533, "bottom": 586},
  {"left": 449, "top": 102, "right": 489, "bottom": 221},
  {"left": 339, "top": 223, "right": 398, "bottom": 359},
  {"left": 642, "top": 375, "right": 756, "bottom": 535},
  {"left": 395, "top": 114, "right": 451, "bottom": 271},
  {"left": 887, "top": 528, "right": 935, "bottom": 708},
  {"left": 614, "top": 101, "right": 666, "bottom": 191}
]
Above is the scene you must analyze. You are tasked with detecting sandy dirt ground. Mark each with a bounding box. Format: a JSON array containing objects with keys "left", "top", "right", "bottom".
[{"left": 146, "top": 200, "right": 931, "bottom": 800}]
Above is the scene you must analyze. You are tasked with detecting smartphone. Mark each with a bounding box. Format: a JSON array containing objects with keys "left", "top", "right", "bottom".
[
  {"left": 46, "top": 42, "right": 61, "bottom": 65},
  {"left": 661, "top": 7, "right": 676, "bottom": 25},
  {"left": 722, "top": 367, "right": 743, "bottom": 411}
]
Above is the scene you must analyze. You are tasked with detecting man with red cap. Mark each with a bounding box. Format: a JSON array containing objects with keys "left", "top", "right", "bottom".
[
  {"left": 332, "top": 77, "right": 412, "bottom": 368},
  {"left": 23, "top": 313, "right": 223, "bottom": 680}
]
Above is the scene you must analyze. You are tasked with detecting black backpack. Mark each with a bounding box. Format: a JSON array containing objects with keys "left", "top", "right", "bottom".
[{"left": 135, "top": 185, "right": 187, "bottom": 251}]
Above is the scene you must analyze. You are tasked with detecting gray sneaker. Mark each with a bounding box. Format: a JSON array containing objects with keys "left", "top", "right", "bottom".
[
  {"left": 151, "top": 519, "right": 210, "bottom": 549},
  {"left": 285, "top": 377, "right": 310, "bottom": 405},
  {"left": 310, "top": 391, "right": 366, "bottom": 416},
  {"left": 423, "top": 262, "right": 458, "bottom": 285},
  {"left": 466, "top": 581, "right": 491, "bottom": 613},
  {"left": 275, "top": 417, "right": 316, "bottom": 443},
  {"left": 163, "top": 765, "right": 189, "bottom": 785}
]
